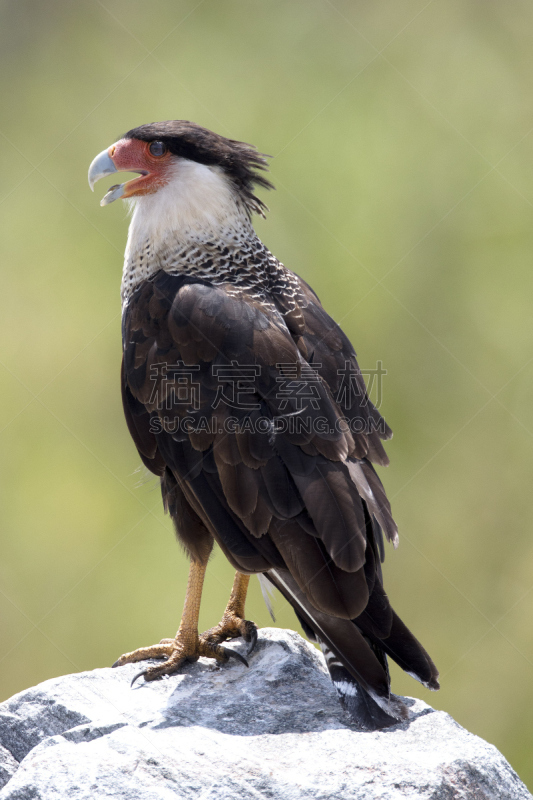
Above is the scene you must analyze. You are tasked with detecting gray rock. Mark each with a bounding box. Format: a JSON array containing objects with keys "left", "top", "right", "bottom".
[
  {"left": 0, "top": 628, "right": 528, "bottom": 799},
  {"left": 0, "top": 748, "right": 17, "bottom": 791}
]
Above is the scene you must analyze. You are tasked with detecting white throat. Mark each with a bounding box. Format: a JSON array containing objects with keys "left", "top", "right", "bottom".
[{"left": 121, "top": 158, "right": 254, "bottom": 306}]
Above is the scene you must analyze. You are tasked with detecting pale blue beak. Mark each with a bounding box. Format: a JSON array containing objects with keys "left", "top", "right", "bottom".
[{"left": 88, "top": 148, "right": 124, "bottom": 206}]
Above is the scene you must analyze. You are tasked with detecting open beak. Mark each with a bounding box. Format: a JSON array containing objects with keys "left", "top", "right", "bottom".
[
  {"left": 88, "top": 148, "right": 121, "bottom": 206},
  {"left": 88, "top": 146, "right": 148, "bottom": 206}
]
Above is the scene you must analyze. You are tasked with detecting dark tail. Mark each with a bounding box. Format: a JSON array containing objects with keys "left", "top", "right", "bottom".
[
  {"left": 318, "top": 641, "right": 407, "bottom": 730},
  {"left": 266, "top": 567, "right": 438, "bottom": 731}
]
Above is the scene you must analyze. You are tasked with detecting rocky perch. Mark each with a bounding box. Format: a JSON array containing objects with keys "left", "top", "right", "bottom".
[{"left": 0, "top": 628, "right": 529, "bottom": 799}]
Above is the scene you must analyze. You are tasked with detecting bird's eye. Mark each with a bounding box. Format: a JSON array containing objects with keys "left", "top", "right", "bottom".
[{"left": 149, "top": 141, "right": 167, "bottom": 157}]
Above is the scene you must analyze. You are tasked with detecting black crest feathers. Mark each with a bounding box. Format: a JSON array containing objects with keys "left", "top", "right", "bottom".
[{"left": 123, "top": 120, "right": 273, "bottom": 216}]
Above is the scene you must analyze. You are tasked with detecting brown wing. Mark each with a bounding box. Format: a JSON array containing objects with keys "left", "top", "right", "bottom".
[
  {"left": 273, "top": 271, "right": 393, "bottom": 465},
  {"left": 121, "top": 271, "right": 371, "bottom": 577},
  {"left": 121, "top": 270, "right": 438, "bottom": 720}
]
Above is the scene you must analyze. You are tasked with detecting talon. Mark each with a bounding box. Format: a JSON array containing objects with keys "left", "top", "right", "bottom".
[
  {"left": 247, "top": 626, "right": 258, "bottom": 655},
  {"left": 223, "top": 647, "right": 248, "bottom": 667},
  {"left": 114, "top": 571, "right": 256, "bottom": 682},
  {"left": 131, "top": 670, "right": 147, "bottom": 687}
]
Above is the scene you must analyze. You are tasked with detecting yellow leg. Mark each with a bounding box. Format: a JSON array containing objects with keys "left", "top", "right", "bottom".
[
  {"left": 200, "top": 571, "right": 257, "bottom": 654},
  {"left": 227, "top": 572, "right": 251, "bottom": 618},
  {"left": 112, "top": 564, "right": 254, "bottom": 684}
]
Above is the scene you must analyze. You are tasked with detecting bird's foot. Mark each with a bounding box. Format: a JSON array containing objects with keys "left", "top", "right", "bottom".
[
  {"left": 112, "top": 620, "right": 254, "bottom": 685},
  {"left": 200, "top": 612, "right": 258, "bottom": 657}
]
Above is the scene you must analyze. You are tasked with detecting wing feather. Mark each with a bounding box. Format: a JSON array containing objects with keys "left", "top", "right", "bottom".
[{"left": 121, "top": 269, "right": 438, "bottom": 718}]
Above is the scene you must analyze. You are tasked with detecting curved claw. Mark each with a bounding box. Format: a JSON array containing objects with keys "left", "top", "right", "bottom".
[
  {"left": 246, "top": 626, "right": 258, "bottom": 656},
  {"left": 111, "top": 659, "right": 121, "bottom": 669},
  {"left": 131, "top": 670, "right": 147, "bottom": 687},
  {"left": 223, "top": 647, "right": 249, "bottom": 667}
]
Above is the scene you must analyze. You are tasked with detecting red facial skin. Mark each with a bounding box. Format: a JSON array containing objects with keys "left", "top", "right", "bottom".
[{"left": 108, "top": 138, "right": 172, "bottom": 198}]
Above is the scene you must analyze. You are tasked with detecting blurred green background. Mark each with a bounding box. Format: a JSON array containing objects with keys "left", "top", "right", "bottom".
[{"left": 1, "top": 0, "right": 533, "bottom": 788}]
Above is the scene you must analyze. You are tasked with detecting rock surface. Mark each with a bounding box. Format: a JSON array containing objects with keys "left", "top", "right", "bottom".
[{"left": 0, "top": 628, "right": 529, "bottom": 799}]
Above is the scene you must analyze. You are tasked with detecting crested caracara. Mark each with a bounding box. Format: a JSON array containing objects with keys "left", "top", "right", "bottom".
[{"left": 88, "top": 121, "right": 439, "bottom": 729}]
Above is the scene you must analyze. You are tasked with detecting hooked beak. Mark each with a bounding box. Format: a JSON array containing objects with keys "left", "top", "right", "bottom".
[
  {"left": 88, "top": 148, "right": 122, "bottom": 206},
  {"left": 88, "top": 146, "right": 149, "bottom": 206}
]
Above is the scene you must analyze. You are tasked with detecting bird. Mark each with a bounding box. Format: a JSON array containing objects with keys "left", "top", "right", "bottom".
[{"left": 88, "top": 120, "right": 439, "bottom": 730}]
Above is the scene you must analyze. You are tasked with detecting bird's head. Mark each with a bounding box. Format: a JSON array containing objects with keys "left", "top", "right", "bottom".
[{"left": 88, "top": 121, "right": 273, "bottom": 225}]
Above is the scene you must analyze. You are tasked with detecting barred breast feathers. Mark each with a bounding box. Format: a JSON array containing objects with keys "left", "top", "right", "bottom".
[{"left": 121, "top": 158, "right": 306, "bottom": 317}]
